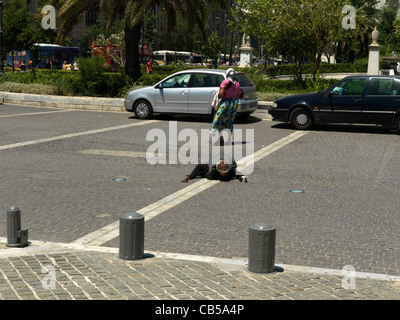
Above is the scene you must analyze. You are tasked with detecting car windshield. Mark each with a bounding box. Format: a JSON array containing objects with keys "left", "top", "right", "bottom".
[{"left": 233, "top": 73, "right": 254, "bottom": 87}]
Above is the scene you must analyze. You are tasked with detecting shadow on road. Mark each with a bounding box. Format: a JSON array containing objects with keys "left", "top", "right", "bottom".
[
  {"left": 128, "top": 113, "right": 263, "bottom": 124},
  {"left": 271, "top": 123, "right": 398, "bottom": 135}
]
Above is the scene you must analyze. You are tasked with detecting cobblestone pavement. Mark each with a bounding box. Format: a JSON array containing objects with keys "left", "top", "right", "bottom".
[{"left": 0, "top": 241, "right": 399, "bottom": 301}]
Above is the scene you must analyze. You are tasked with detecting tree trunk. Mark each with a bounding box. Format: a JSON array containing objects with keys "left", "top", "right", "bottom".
[
  {"left": 295, "top": 48, "right": 305, "bottom": 88},
  {"left": 125, "top": 23, "right": 142, "bottom": 82},
  {"left": 313, "top": 49, "right": 323, "bottom": 80}
]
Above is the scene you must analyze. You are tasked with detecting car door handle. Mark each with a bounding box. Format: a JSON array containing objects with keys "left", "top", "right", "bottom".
[
  {"left": 395, "top": 98, "right": 400, "bottom": 102},
  {"left": 181, "top": 90, "right": 188, "bottom": 95},
  {"left": 352, "top": 98, "right": 362, "bottom": 102}
]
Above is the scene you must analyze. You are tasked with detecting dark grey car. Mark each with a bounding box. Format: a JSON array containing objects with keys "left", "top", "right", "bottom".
[
  {"left": 268, "top": 75, "right": 400, "bottom": 131},
  {"left": 124, "top": 69, "right": 258, "bottom": 119}
]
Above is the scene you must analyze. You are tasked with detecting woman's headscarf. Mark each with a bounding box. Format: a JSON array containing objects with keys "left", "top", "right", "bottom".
[{"left": 226, "top": 68, "right": 236, "bottom": 84}]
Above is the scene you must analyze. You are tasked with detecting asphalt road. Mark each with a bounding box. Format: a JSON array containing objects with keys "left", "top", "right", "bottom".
[{"left": 0, "top": 104, "right": 399, "bottom": 277}]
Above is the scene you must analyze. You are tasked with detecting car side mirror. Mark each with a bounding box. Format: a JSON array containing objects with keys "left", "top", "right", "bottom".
[{"left": 155, "top": 83, "right": 163, "bottom": 89}]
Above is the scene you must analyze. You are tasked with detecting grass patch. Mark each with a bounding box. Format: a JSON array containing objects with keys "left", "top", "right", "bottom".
[
  {"left": 256, "top": 91, "right": 292, "bottom": 101},
  {"left": 0, "top": 82, "right": 58, "bottom": 95}
]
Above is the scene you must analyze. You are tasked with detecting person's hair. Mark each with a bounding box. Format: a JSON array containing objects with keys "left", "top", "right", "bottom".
[{"left": 216, "top": 161, "right": 228, "bottom": 174}]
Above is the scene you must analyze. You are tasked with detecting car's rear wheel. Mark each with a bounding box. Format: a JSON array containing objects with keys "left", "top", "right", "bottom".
[
  {"left": 289, "top": 107, "right": 313, "bottom": 130},
  {"left": 134, "top": 100, "right": 153, "bottom": 119}
]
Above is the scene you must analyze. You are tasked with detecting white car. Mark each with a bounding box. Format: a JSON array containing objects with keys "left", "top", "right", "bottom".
[{"left": 124, "top": 69, "right": 258, "bottom": 119}]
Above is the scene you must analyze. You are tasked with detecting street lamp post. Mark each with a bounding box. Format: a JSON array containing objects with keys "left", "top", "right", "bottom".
[
  {"left": 229, "top": 0, "right": 235, "bottom": 66},
  {"left": 174, "top": 32, "right": 177, "bottom": 62}
]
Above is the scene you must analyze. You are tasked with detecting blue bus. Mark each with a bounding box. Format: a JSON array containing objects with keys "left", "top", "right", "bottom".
[{"left": 6, "top": 44, "right": 80, "bottom": 69}]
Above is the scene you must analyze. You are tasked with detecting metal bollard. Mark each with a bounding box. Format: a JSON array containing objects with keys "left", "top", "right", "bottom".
[
  {"left": 248, "top": 223, "right": 276, "bottom": 274},
  {"left": 7, "top": 206, "right": 29, "bottom": 248},
  {"left": 119, "top": 212, "right": 144, "bottom": 260}
]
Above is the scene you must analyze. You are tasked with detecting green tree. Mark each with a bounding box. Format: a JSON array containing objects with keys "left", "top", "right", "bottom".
[
  {"left": 233, "top": 0, "right": 348, "bottom": 84},
  {"left": 3, "top": 0, "right": 42, "bottom": 57},
  {"left": 201, "top": 31, "right": 223, "bottom": 68},
  {"left": 57, "top": 0, "right": 226, "bottom": 82},
  {"left": 376, "top": 0, "right": 400, "bottom": 54},
  {"left": 79, "top": 19, "right": 124, "bottom": 57},
  {"left": 93, "top": 31, "right": 125, "bottom": 70},
  {"left": 336, "top": 0, "right": 378, "bottom": 63}
]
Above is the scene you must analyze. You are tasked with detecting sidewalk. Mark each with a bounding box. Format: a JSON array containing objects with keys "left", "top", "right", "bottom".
[
  {"left": 0, "top": 239, "right": 399, "bottom": 300},
  {"left": 0, "top": 91, "right": 273, "bottom": 114},
  {"left": 0, "top": 92, "right": 125, "bottom": 112},
  {"left": 272, "top": 72, "right": 366, "bottom": 81}
]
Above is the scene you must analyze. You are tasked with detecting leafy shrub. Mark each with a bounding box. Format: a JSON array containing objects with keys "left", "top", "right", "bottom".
[
  {"left": 305, "top": 71, "right": 337, "bottom": 92},
  {"left": 74, "top": 57, "right": 107, "bottom": 96},
  {"left": 0, "top": 70, "right": 37, "bottom": 84},
  {"left": 101, "top": 72, "right": 130, "bottom": 97},
  {"left": 261, "top": 60, "right": 369, "bottom": 76},
  {"left": 0, "top": 58, "right": 380, "bottom": 98},
  {"left": 0, "top": 82, "right": 58, "bottom": 95},
  {"left": 51, "top": 58, "right": 130, "bottom": 97}
]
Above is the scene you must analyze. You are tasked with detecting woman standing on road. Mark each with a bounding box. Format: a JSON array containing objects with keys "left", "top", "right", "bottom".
[{"left": 210, "top": 68, "right": 244, "bottom": 143}]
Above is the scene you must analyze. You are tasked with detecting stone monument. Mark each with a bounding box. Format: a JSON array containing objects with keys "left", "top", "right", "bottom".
[
  {"left": 239, "top": 34, "right": 253, "bottom": 67},
  {"left": 367, "top": 27, "right": 380, "bottom": 75}
]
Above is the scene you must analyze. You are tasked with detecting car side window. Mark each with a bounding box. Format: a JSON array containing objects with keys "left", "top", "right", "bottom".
[
  {"left": 190, "top": 74, "right": 215, "bottom": 87},
  {"left": 162, "top": 73, "right": 191, "bottom": 88},
  {"left": 331, "top": 79, "right": 366, "bottom": 96},
  {"left": 392, "top": 80, "right": 400, "bottom": 95},
  {"left": 190, "top": 73, "right": 221, "bottom": 87},
  {"left": 368, "top": 79, "right": 392, "bottom": 95}
]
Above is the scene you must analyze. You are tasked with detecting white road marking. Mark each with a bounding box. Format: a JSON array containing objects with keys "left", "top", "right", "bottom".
[
  {"left": 78, "top": 149, "right": 166, "bottom": 159},
  {"left": 236, "top": 130, "right": 308, "bottom": 173},
  {"left": 73, "top": 178, "right": 219, "bottom": 246},
  {"left": 0, "top": 120, "right": 160, "bottom": 151},
  {"left": 0, "top": 109, "right": 73, "bottom": 118},
  {"left": 79, "top": 149, "right": 148, "bottom": 158},
  {"left": 75, "top": 131, "right": 309, "bottom": 246}
]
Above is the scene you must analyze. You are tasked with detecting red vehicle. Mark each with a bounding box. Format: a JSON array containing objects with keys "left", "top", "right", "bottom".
[{"left": 92, "top": 39, "right": 153, "bottom": 71}]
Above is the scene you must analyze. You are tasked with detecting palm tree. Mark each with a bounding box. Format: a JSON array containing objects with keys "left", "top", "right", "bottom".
[
  {"left": 336, "top": 0, "right": 377, "bottom": 62},
  {"left": 56, "top": 0, "right": 227, "bottom": 81}
]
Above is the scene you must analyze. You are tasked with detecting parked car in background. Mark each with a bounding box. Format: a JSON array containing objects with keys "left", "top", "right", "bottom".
[
  {"left": 268, "top": 75, "right": 400, "bottom": 131},
  {"left": 124, "top": 69, "right": 258, "bottom": 119}
]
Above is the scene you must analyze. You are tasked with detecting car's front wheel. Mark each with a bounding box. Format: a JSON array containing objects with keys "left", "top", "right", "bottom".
[
  {"left": 134, "top": 100, "right": 153, "bottom": 119},
  {"left": 289, "top": 107, "right": 313, "bottom": 130}
]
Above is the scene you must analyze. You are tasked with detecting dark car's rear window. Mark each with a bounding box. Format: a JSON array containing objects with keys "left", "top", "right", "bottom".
[{"left": 233, "top": 73, "right": 254, "bottom": 87}]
